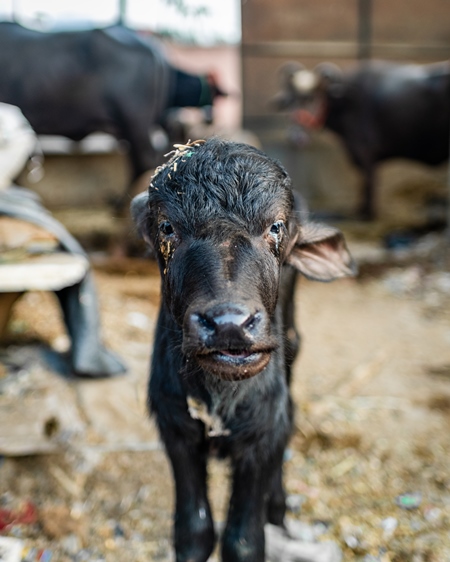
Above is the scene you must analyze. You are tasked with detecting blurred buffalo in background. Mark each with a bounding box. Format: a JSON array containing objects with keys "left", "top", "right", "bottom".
[
  {"left": 0, "top": 21, "right": 226, "bottom": 209},
  {"left": 274, "top": 60, "right": 450, "bottom": 219}
]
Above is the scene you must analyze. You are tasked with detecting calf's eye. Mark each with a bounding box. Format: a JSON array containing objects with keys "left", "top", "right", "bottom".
[
  {"left": 269, "top": 221, "right": 284, "bottom": 237},
  {"left": 159, "top": 220, "right": 174, "bottom": 236}
]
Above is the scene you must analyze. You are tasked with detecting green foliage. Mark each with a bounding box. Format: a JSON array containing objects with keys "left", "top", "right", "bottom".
[{"left": 162, "top": 0, "right": 209, "bottom": 18}]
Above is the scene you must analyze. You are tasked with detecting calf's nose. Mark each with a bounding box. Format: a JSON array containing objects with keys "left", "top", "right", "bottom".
[{"left": 189, "top": 304, "right": 261, "bottom": 344}]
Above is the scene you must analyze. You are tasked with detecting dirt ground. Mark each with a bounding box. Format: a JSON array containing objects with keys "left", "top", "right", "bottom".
[{"left": 1, "top": 231, "right": 450, "bottom": 562}]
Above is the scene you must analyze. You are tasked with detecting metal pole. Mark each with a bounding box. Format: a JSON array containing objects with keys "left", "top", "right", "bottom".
[
  {"left": 447, "top": 121, "right": 450, "bottom": 240},
  {"left": 358, "top": 0, "right": 372, "bottom": 60},
  {"left": 118, "top": 0, "right": 127, "bottom": 25}
]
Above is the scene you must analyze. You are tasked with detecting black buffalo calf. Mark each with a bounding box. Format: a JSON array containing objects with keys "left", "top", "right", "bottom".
[{"left": 132, "top": 138, "right": 355, "bottom": 561}]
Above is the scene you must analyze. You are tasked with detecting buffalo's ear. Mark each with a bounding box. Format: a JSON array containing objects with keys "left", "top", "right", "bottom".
[
  {"left": 271, "top": 61, "right": 306, "bottom": 110},
  {"left": 130, "top": 191, "right": 153, "bottom": 249},
  {"left": 287, "top": 222, "right": 357, "bottom": 281},
  {"left": 314, "top": 62, "right": 344, "bottom": 97}
]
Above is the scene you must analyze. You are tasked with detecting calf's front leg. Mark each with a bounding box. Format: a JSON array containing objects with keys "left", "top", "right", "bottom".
[
  {"left": 163, "top": 428, "right": 216, "bottom": 562},
  {"left": 222, "top": 448, "right": 285, "bottom": 562},
  {"left": 267, "top": 461, "right": 287, "bottom": 527}
]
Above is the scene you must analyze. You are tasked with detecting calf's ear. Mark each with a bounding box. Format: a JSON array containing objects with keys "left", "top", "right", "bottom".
[
  {"left": 130, "top": 192, "right": 153, "bottom": 248},
  {"left": 287, "top": 222, "right": 357, "bottom": 281}
]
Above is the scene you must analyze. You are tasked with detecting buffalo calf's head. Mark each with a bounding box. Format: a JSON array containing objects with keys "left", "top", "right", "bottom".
[{"left": 132, "top": 138, "right": 355, "bottom": 381}]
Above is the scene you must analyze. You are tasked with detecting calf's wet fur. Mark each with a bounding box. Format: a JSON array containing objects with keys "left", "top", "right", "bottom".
[{"left": 132, "top": 138, "right": 355, "bottom": 562}]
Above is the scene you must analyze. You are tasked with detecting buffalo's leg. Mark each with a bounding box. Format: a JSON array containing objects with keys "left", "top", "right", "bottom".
[
  {"left": 222, "top": 449, "right": 285, "bottom": 562},
  {"left": 267, "top": 461, "right": 286, "bottom": 527},
  {"left": 163, "top": 431, "right": 216, "bottom": 562},
  {"left": 359, "top": 164, "right": 376, "bottom": 220},
  {"left": 113, "top": 109, "right": 158, "bottom": 213}
]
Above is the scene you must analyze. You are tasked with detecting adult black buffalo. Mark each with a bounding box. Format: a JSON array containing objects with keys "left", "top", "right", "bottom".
[
  {"left": 132, "top": 138, "right": 355, "bottom": 561},
  {"left": 274, "top": 60, "right": 450, "bottom": 219},
  {"left": 0, "top": 21, "right": 224, "bottom": 207}
]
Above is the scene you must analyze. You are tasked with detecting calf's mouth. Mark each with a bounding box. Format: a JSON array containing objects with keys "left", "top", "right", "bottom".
[{"left": 195, "top": 345, "right": 274, "bottom": 381}]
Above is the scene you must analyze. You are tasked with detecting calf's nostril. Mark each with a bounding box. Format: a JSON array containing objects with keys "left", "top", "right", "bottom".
[
  {"left": 192, "top": 313, "right": 216, "bottom": 333},
  {"left": 199, "top": 314, "right": 216, "bottom": 332},
  {"left": 243, "top": 312, "right": 261, "bottom": 332}
]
